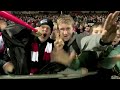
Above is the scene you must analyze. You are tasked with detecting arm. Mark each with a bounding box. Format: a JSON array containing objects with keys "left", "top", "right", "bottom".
[
  {"left": 99, "top": 45, "right": 120, "bottom": 69},
  {"left": 108, "top": 45, "right": 120, "bottom": 61},
  {"left": 100, "top": 11, "right": 120, "bottom": 44},
  {"left": 80, "top": 11, "right": 120, "bottom": 51},
  {"left": 112, "top": 55, "right": 120, "bottom": 60}
]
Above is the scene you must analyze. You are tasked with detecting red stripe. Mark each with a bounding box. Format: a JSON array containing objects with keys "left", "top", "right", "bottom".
[
  {"left": 0, "top": 32, "right": 2, "bottom": 36},
  {"left": 30, "top": 68, "right": 39, "bottom": 74},
  {"left": 31, "top": 42, "right": 38, "bottom": 51}
]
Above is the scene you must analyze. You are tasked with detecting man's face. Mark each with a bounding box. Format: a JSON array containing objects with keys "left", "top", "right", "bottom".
[
  {"left": 58, "top": 23, "right": 74, "bottom": 42},
  {"left": 112, "top": 30, "right": 120, "bottom": 45},
  {"left": 38, "top": 25, "right": 51, "bottom": 43}
]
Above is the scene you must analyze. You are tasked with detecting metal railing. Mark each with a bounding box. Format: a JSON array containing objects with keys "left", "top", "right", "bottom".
[{"left": 0, "top": 72, "right": 97, "bottom": 79}]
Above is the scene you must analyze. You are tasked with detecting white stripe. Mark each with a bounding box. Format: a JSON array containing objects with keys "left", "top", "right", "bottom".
[
  {"left": 45, "top": 42, "right": 52, "bottom": 53},
  {"left": 45, "top": 43, "right": 48, "bottom": 52},
  {"left": 0, "top": 36, "right": 4, "bottom": 49},
  {"left": 35, "top": 52, "right": 39, "bottom": 62},
  {"left": 47, "top": 43, "right": 52, "bottom": 53},
  {"left": 31, "top": 51, "right": 39, "bottom": 62}
]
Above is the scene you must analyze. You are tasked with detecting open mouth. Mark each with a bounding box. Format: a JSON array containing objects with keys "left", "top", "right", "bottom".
[
  {"left": 44, "top": 34, "right": 47, "bottom": 37},
  {"left": 42, "top": 34, "right": 47, "bottom": 37}
]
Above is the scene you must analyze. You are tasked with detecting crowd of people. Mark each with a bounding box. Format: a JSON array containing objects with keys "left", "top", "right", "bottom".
[{"left": 0, "top": 11, "right": 120, "bottom": 79}]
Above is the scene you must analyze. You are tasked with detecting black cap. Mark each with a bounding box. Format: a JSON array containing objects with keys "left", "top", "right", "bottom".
[{"left": 39, "top": 19, "right": 54, "bottom": 31}]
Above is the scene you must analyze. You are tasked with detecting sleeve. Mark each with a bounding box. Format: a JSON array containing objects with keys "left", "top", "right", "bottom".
[
  {"left": 100, "top": 46, "right": 120, "bottom": 69},
  {"left": 69, "top": 58, "right": 80, "bottom": 70},
  {"left": 76, "top": 33, "right": 86, "bottom": 49},
  {"left": 81, "top": 34, "right": 102, "bottom": 51}
]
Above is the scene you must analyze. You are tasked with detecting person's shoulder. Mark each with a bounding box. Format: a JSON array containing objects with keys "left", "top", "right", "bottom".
[{"left": 76, "top": 32, "right": 87, "bottom": 39}]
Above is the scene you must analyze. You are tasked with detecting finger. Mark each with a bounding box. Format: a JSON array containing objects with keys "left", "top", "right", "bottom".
[
  {"left": 111, "top": 11, "right": 120, "bottom": 23},
  {"left": 59, "top": 39, "right": 64, "bottom": 45},
  {"left": 54, "top": 40, "right": 59, "bottom": 45},
  {"left": 54, "top": 30, "right": 60, "bottom": 40},
  {"left": 103, "top": 13, "right": 113, "bottom": 30},
  {"left": 59, "top": 31, "right": 64, "bottom": 40}
]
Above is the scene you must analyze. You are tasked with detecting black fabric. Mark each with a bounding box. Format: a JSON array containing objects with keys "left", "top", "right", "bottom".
[
  {"left": 99, "top": 39, "right": 112, "bottom": 46},
  {"left": 78, "top": 51, "right": 99, "bottom": 71},
  {"left": 98, "top": 45, "right": 114, "bottom": 61},
  {"left": 63, "top": 39, "right": 80, "bottom": 55},
  {"left": 0, "top": 48, "right": 10, "bottom": 74},
  {"left": 39, "top": 19, "right": 54, "bottom": 31},
  {"left": 71, "top": 39, "right": 80, "bottom": 55},
  {"left": 81, "top": 68, "right": 113, "bottom": 79},
  {"left": 63, "top": 41, "right": 69, "bottom": 52},
  {"left": 39, "top": 62, "right": 67, "bottom": 74},
  {"left": 2, "top": 28, "right": 33, "bottom": 75}
]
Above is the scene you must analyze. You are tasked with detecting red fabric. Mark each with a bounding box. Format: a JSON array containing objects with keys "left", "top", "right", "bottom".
[
  {"left": 31, "top": 42, "right": 51, "bottom": 62},
  {"left": 43, "top": 52, "right": 51, "bottom": 61},
  {"left": 30, "top": 42, "right": 51, "bottom": 74},
  {"left": 30, "top": 68, "right": 39, "bottom": 74},
  {"left": 31, "top": 42, "right": 38, "bottom": 52},
  {"left": 0, "top": 32, "right": 2, "bottom": 36}
]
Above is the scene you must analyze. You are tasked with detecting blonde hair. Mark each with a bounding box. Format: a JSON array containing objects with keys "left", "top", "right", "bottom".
[{"left": 57, "top": 15, "right": 74, "bottom": 26}]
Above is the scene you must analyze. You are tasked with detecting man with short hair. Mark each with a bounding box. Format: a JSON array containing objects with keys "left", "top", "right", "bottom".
[{"left": 51, "top": 11, "right": 120, "bottom": 74}]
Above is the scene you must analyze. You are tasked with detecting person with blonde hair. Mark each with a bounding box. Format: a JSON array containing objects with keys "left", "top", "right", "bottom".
[{"left": 51, "top": 12, "right": 120, "bottom": 77}]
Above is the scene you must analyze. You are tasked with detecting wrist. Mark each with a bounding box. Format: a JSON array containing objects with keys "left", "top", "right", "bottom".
[{"left": 100, "top": 39, "right": 112, "bottom": 46}]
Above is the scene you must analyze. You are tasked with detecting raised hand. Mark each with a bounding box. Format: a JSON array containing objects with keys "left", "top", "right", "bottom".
[
  {"left": 54, "top": 30, "right": 64, "bottom": 51},
  {"left": 101, "top": 11, "right": 120, "bottom": 43},
  {"left": 51, "top": 30, "right": 76, "bottom": 66}
]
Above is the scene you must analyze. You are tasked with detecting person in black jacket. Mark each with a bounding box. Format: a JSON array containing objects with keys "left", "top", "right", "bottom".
[{"left": 1, "top": 18, "right": 55, "bottom": 75}]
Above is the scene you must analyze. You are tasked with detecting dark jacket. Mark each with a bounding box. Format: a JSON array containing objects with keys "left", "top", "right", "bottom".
[
  {"left": 2, "top": 24, "right": 33, "bottom": 75},
  {"left": 2, "top": 24, "right": 55, "bottom": 75}
]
